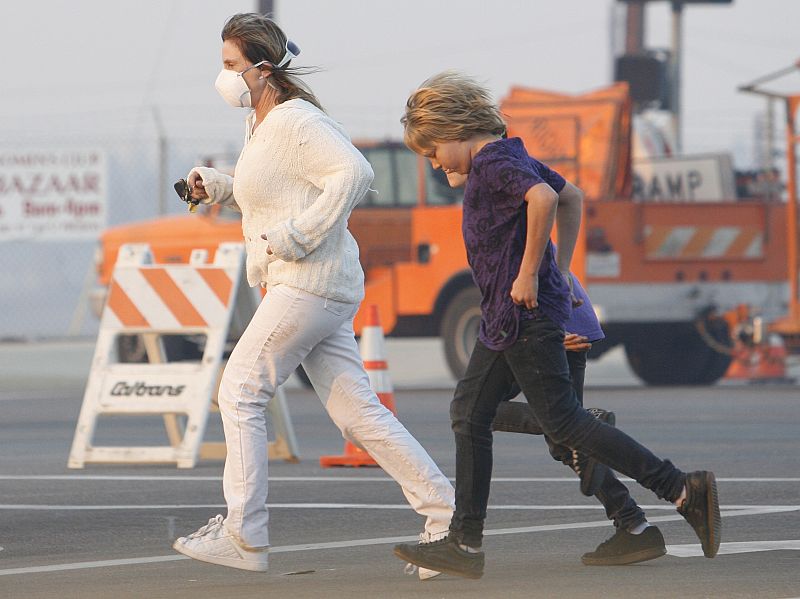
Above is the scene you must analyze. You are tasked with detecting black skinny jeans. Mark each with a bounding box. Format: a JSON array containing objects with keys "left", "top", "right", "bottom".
[
  {"left": 492, "top": 349, "right": 647, "bottom": 531},
  {"left": 449, "top": 316, "right": 685, "bottom": 547}
]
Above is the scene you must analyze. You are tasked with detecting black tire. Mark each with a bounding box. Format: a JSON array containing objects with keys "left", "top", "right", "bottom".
[
  {"left": 441, "top": 286, "right": 482, "bottom": 380},
  {"left": 116, "top": 334, "right": 147, "bottom": 363},
  {"left": 116, "top": 334, "right": 203, "bottom": 363},
  {"left": 624, "top": 318, "right": 732, "bottom": 386}
]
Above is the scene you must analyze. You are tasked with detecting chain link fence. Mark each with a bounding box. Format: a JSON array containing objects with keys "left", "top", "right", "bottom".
[{"left": 0, "top": 113, "right": 242, "bottom": 341}]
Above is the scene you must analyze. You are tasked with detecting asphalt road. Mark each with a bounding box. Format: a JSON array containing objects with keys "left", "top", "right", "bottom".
[{"left": 1, "top": 339, "right": 799, "bottom": 598}]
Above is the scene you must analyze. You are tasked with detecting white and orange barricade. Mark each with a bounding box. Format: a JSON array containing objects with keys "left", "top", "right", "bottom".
[
  {"left": 644, "top": 224, "right": 764, "bottom": 260},
  {"left": 320, "top": 304, "right": 396, "bottom": 468},
  {"left": 68, "top": 243, "right": 299, "bottom": 469}
]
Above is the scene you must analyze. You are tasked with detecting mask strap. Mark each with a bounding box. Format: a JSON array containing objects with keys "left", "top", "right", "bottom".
[
  {"left": 242, "top": 60, "right": 269, "bottom": 77},
  {"left": 275, "top": 40, "right": 300, "bottom": 69}
]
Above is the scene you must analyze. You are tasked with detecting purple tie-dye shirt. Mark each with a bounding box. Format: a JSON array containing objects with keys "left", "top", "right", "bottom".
[
  {"left": 568, "top": 275, "right": 605, "bottom": 342},
  {"left": 463, "top": 137, "right": 572, "bottom": 350}
]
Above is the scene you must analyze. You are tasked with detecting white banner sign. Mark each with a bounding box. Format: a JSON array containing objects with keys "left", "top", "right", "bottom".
[
  {"left": 0, "top": 149, "right": 107, "bottom": 240},
  {"left": 632, "top": 153, "right": 736, "bottom": 202}
]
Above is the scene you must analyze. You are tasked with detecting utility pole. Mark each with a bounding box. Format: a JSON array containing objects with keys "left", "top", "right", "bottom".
[
  {"left": 258, "top": 0, "right": 274, "bottom": 16},
  {"left": 617, "top": 0, "right": 733, "bottom": 153},
  {"left": 151, "top": 106, "right": 167, "bottom": 216},
  {"left": 669, "top": 0, "right": 684, "bottom": 153},
  {"left": 625, "top": 1, "right": 645, "bottom": 53},
  {"left": 766, "top": 98, "right": 777, "bottom": 173}
]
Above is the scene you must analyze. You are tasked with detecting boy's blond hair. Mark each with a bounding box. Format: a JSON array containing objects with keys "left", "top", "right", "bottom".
[{"left": 401, "top": 71, "right": 506, "bottom": 154}]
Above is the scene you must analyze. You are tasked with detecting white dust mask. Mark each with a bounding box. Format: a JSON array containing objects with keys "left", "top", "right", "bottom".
[{"left": 214, "top": 61, "right": 268, "bottom": 108}]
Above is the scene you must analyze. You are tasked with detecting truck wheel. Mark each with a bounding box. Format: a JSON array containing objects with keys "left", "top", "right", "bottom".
[
  {"left": 624, "top": 319, "right": 732, "bottom": 386},
  {"left": 442, "top": 287, "right": 482, "bottom": 379},
  {"left": 117, "top": 334, "right": 147, "bottom": 363},
  {"left": 116, "top": 334, "right": 203, "bottom": 363}
]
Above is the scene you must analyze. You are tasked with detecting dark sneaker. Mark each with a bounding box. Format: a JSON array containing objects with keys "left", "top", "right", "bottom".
[
  {"left": 586, "top": 408, "right": 616, "bottom": 427},
  {"left": 581, "top": 526, "right": 667, "bottom": 566},
  {"left": 678, "top": 470, "right": 722, "bottom": 558},
  {"left": 408, "top": 531, "right": 443, "bottom": 580},
  {"left": 572, "top": 408, "right": 616, "bottom": 496},
  {"left": 394, "top": 535, "right": 484, "bottom": 580}
]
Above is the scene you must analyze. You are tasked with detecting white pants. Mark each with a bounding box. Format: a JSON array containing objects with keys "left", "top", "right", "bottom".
[{"left": 218, "top": 284, "right": 455, "bottom": 547}]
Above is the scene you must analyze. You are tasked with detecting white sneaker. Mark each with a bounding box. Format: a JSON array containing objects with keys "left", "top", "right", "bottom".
[
  {"left": 418, "top": 566, "right": 442, "bottom": 580},
  {"left": 404, "top": 531, "right": 443, "bottom": 580},
  {"left": 173, "top": 515, "right": 269, "bottom": 572},
  {"left": 404, "top": 562, "right": 443, "bottom": 580}
]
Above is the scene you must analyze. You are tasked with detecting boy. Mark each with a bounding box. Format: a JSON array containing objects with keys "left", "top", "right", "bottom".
[
  {"left": 393, "top": 72, "right": 721, "bottom": 579},
  {"left": 492, "top": 279, "right": 667, "bottom": 566},
  {"left": 442, "top": 169, "right": 666, "bottom": 566}
]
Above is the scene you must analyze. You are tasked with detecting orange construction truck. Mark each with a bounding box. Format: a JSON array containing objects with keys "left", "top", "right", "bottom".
[{"left": 91, "top": 83, "right": 793, "bottom": 386}]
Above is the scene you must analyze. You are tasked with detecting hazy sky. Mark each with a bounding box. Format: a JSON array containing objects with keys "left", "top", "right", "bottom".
[{"left": 1, "top": 0, "right": 798, "bottom": 167}]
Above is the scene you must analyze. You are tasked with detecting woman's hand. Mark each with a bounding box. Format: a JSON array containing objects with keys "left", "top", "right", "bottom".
[
  {"left": 187, "top": 170, "right": 209, "bottom": 201},
  {"left": 564, "top": 332, "right": 591, "bottom": 352},
  {"left": 510, "top": 275, "right": 539, "bottom": 310}
]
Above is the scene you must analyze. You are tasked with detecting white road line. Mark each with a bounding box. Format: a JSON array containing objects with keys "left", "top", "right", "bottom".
[
  {"left": 668, "top": 540, "right": 800, "bottom": 557},
  {"left": 0, "top": 503, "right": 797, "bottom": 511},
  {"left": 0, "top": 506, "right": 793, "bottom": 577},
  {"left": 0, "top": 555, "right": 189, "bottom": 576},
  {"left": 0, "top": 393, "right": 68, "bottom": 402},
  {"left": 1, "top": 475, "right": 799, "bottom": 483}
]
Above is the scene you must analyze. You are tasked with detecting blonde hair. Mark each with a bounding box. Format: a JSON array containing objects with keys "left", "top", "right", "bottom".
[
  {"left": 401, "top": 71, "right": 506, "bottom": 154},
  {"left": 222, "top": 13, "right": 323, "bottom": 111}
]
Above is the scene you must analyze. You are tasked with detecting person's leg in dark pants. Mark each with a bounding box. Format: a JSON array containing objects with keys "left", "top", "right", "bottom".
[
  {"left": 503, "top": 318, "right": 719, "bottom": 561},
  {"left": 548, "top": 351, "right": 647, "bottom": 529},
  {"left": 507, "top": 319, "right": 685, "bottom": 501},
  {"left": 393, "top": 339, "right": 514, "bottom": 579},
  {"left": 492, "top": 347, "right": 650, "bottom": 535},
  {"left": 447, "top": 340, "right": 515, "bottom": 548},
  {"left": 396, "top": 318, "right": 721, "bottom": 577},
  {"left": 550, "top": 352, "right": 665, "bottom": 564},
  {"left": 566, "top": 349, "right": 586, "bottom": 402}
]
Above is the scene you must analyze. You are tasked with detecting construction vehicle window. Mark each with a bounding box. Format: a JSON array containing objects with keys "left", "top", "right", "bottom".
[
  {"left": 359, "top": 146, "right": 417, "bottom": 207},
  {"left": 360, "top": 147, "right": 393, "bottom": 206},
  {"left": 426, "top": 163, "right": 464, "bottom": 205},
  {"left": 394, "top": 148, "right": 419, "bottom": 207}
]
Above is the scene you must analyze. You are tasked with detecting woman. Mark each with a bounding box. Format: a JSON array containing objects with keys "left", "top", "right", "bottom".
[{"left": 173, "top": 13, "right": 454, "bottom": 573}]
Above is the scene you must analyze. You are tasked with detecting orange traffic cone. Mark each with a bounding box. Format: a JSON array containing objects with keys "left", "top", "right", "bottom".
[
  {"left": 725, "top": 345, "right": 756, "bottom": 380},
  {"left": 320, "top": 305, "right": 397, "bottom": 467},
  {"left": 752, "top": 334, "right": 790, "bottom": 381}
]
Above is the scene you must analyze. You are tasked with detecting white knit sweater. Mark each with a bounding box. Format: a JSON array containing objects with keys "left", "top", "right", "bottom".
[{"left": 191, "top": 99, "right": 374, "bottom": 304}]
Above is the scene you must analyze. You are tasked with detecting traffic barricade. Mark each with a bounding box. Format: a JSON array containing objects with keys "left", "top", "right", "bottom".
[{"left": 68, "top": 242, "right": 299, "bottom": 468}]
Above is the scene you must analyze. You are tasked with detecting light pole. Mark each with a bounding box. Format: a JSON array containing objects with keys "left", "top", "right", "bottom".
[
  {"left": 617, "top": 0, "right": 733, "bottom": 153},
  {"left": 258, "top": 0, "right": 274, "bottom": 16},
  {"left": 669, "top": 0, "right": 684, "bottom": 152}
]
